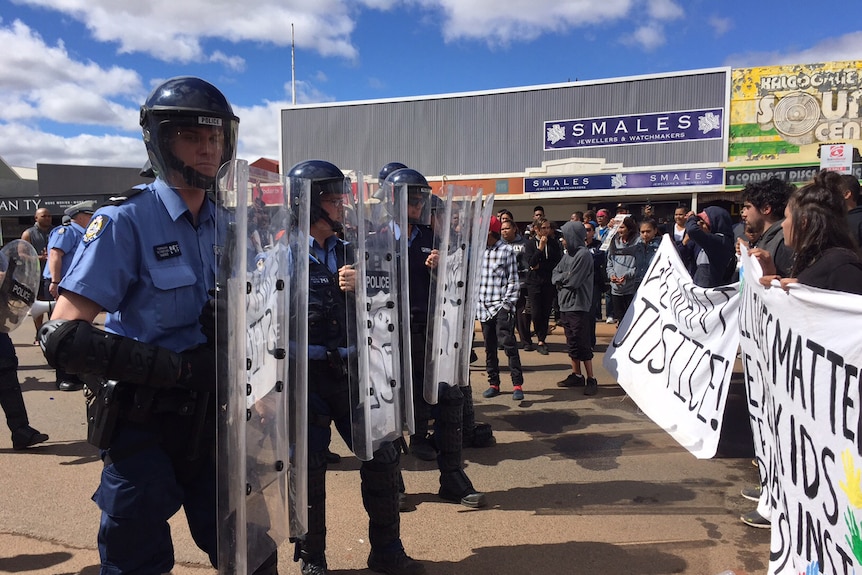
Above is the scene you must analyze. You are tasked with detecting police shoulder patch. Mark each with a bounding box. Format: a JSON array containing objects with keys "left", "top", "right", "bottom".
[
  {"left": 57, "top": 227, "right": 66, "bottom": 235},
  {"left": 83, "top": 214, "right": 110, "bottom": 243}
]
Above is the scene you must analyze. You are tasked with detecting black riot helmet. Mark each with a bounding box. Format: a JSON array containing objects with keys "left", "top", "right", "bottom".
[
  {"left": 140, "top": 76, "right": 239, "bottom": 193},
  {"left": 288, "top": 159, "right": 346, "bottom": 232},
  {"left": 386, "top": 168, "right": 432, "bottom": 226},
  {"left": 378, "top": 161, "right": 408, "bottom": 186}
]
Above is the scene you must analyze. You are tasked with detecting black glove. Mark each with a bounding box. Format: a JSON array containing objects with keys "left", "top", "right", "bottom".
[
  {"left": 199, "top": 289, "right": 228, "bottom": 348},
  {"left": 178, "top": 345, "right": 217, "bottom": 392}
]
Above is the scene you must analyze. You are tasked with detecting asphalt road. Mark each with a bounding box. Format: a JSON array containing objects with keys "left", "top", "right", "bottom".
[{"left": 0, "top": 318, "right": 769, "bottom": 575}]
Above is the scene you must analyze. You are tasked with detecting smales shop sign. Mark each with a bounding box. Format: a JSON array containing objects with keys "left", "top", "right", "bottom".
[
  {"left": 544, "top": 108, "right": 724, "bottom": 150},
  {"left": 525, "top": 168, "right": 723, "bottom": 193}
]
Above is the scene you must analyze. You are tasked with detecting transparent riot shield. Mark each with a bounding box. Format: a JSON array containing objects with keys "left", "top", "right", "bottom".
[
  {"left": 343, "top": 173, "right": 408, "bottom": 461},
  {"left": 458, "top": 193, "right": 495, "bottom": 387},
  {"left": 390, "top": 180, "right": 415, "bottom": 436},
  {"left": 0, "top": 240, "right": 40, "bottom": 333},
  {"left": 423, "top": 187, "right": 477, "bottom": 404},
  {"left": 215, "top": 160, "right": 307, "bottom": 575}
]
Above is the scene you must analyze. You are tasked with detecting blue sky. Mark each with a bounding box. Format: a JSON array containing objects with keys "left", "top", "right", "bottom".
[{"left": 0, "top": 0, "right": 860, "bottom": 170}]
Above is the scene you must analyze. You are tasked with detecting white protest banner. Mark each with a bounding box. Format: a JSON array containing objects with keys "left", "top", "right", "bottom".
[
  {"left": 603, "top": 234, "right": 740, "bottom": 458},
  {"left": 738, "top": 247, "right": 862, "bottom": 575}
]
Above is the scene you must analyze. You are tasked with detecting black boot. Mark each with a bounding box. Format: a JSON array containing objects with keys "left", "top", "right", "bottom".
[
  {"left": 361, "top": 443, "right": 425, "bottom": 574},
  {"left": 367, "top": 547, "right": 426, "bottom": 575},
  {"left": 0, "top": 354, "right": 47, "bottom": 449},
  {"left": 436, "top": 386, "right": 486, "bottom": 508},
  {"left": 461, "top": 383, "right": 494, "bottom": 448},
  {"left": 297, "top": 451, "right": 328, "bottom": 574}
]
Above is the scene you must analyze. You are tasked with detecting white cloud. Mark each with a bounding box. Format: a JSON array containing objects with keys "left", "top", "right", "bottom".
[
  {"left": 234, "top": 101, "right": 286, "bottom": 163},
  {"left": 646, "top": 0, "right": 683, "bottom": 20},
  {"left": 726, "top": 31, "right": 862, "bottom": 68},
  {"left": 626, "top": 22, "right": 666, "bottom": 51},
  {"left": 0, "top": 20, "right": 142, "bottom": 97},
  {"left": 0, "top": 20, "right": 143, "bottom": 135},
  {"left": 15, "top": 0, "right": 361, "bottom": 62},
  {"left": 415, "top": 0, "right": 634, "bottom": 44},
  {"left": 0, "top": 122, "right": 144, "bottom": 168},
  {"left": 709, "top": 15, "right": 732, "bottom": 37},
  {"left": 210, "top": 51, "right": 246, "bottom": 72}
]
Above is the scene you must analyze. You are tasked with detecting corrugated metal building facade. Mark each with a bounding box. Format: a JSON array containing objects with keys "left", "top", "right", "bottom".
[{"left": 280, "top": 68, "right": 730, "bottom": 178}]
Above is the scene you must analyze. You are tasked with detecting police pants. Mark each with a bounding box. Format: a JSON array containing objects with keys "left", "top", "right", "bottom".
[
  {"left": 305, "top": 364, "right": 403, "bottom": 559},
  {"left": 93, "top": 421, "right": 217, "bottom": 575}
]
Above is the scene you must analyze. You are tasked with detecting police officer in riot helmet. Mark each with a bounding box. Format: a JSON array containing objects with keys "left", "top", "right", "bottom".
[
  {"left": 385, "top": 166, "right": 487, "bottom": 508},
  {"left": 38, "top": 77, "right": 280, "bottom": 574},
  {"left": 378, "top": 161, "right": 408, "bottom": 188},
  {"left": 290, "top": 159, "right": 425, "bottom": 575}
]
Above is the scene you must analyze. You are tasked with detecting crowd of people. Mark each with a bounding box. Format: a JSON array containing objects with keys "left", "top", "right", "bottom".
[{"left": 4, "top": 73, "right": 862, "bottom": 575}]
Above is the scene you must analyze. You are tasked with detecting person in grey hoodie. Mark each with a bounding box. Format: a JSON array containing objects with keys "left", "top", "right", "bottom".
[
  {"left": 606, "top": 216, "right": 644, "bottom": 325},
  {"left": 552, "top": 221, "right": 598, "bottom": 395}
]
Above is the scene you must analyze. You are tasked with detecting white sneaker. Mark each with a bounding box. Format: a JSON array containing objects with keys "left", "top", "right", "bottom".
[{"left": 605, "top": 317, "right": 615, "bottom": 324}]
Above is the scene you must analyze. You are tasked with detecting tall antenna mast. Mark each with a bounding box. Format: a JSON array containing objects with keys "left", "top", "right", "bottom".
[{"left": 291, "top": 23, "right": 296, "bottom": 105}]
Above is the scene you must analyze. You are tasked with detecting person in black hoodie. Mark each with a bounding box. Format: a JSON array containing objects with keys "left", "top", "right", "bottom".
[
  {"left": 552, "top": 221, "right": 598, "bottom": 395},
  {"left": 683, "top": 206, "right": 737, "bottom": 288},
  {"left": 524, "top": 217, "right": 562, "bottom": 355}
]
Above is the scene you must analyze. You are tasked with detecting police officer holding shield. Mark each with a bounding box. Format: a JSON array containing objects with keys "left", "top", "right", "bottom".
[
  {"left": 38, "top": 77, "right": 280, "bottom": 574},
  {"left": 289, "top": 160, "right": 425, "bottom": 575},
  {"left": 385, "top": 167, "right": 486, "bottom": 508},
  {"left": 0, "top": 241, "right": 49, "bottom": 450}
]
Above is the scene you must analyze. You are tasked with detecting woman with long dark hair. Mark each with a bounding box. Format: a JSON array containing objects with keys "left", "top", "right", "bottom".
[
  {"left": 606, "top": 216, "right": 643, "bottom": 324},
  {"left": 760, "top": 170, "right": 862, "bottom": 294}
]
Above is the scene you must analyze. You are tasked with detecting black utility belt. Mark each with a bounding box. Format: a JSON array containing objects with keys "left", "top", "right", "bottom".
[{"left": 109, "top": 381, "right": 199, "bottom": 419}]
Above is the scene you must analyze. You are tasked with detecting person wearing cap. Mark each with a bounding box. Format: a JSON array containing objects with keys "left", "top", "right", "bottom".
[
  {"left": 42, "top": 200, "right": 95, "bottom": 391},
  {"left": 477, "top": 216, "right": 525, "bottom": 401},
  {"left": 594, "top": 209, "right": 614, "bottom": 322}
]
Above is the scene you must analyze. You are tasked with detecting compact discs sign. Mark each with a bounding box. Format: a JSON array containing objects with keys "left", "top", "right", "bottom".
[{"left": 544, "top": 108, "right": 723, "bottom": 150}]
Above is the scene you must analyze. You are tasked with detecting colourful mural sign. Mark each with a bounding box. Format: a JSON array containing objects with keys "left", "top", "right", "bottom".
[{"left": 729, "top": 61, "right": 862, "bottom": 164}]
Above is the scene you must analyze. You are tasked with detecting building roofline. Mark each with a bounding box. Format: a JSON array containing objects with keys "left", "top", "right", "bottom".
[{"left": 283, "top": 66, "right": 732, "bottom": 110}]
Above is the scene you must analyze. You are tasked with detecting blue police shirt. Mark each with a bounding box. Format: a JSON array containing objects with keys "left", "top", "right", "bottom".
[
  {"left": 42, "top": 223, "right": 85, "bottom": 280},
  {"left": 60, "top": 180, "right": 222, "bottom": 352}
]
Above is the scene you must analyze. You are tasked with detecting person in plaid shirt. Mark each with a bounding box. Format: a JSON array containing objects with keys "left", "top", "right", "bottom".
[{"left": 477, "top": 216, "right": 525, "bottom": 401}]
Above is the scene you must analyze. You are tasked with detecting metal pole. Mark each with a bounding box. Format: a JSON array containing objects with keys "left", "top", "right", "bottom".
[{"left": 291, "top": 23, "right": 296, "bottom": 106}]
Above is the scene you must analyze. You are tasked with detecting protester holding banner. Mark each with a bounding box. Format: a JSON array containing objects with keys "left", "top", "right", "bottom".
[
  {"left": 552, "top": 221, "right": 598, "bottom": 395},
  {"left": 292, "top": 160, "right": 425, "bottom": 575},
  {"left": 638, "top": 219, "right": 661, "bottom": 267},
  {"left": 682, "top": 206, "right": 736, "bottom": 288},
  {"left": 762, "top": 170, "right": 862, "bottom": 294},
  {"left": 606, "top": 216, "right": 643, "bottom": 325},
  {"left": 741, "top": 177, "right": 795, "bottom": 278},
  {"left": 839, "top": 174, "right": 862, "bottom": 247}
]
